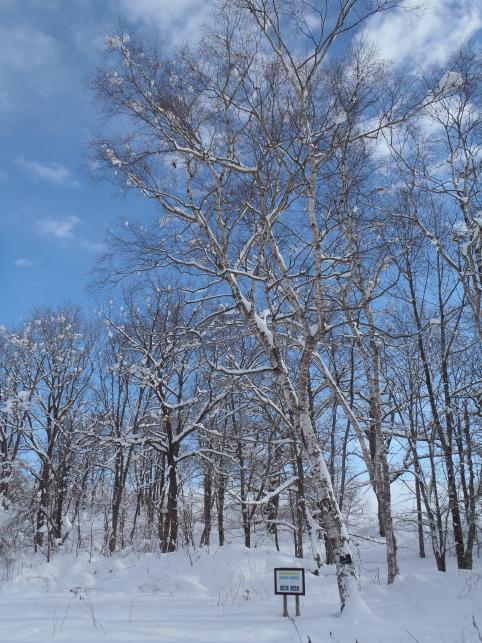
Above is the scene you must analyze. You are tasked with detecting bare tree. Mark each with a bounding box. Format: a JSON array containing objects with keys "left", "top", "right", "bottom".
[
  {"left": 89, "top": 0, "right": 438, "bottom": 608},
  {"left": 100, "top": 281, "right": 228, "bottom": 552},
  {"left": 1, "top": 307, "right": 95, "bottom": 559}
]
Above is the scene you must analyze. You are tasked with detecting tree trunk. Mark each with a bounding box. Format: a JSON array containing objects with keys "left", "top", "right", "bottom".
[
  {"left": 109, "top": 448, "right": 124, "bottom": 554},
  {"left": 415, "top": 476, "right": 426, "bottom": 559},
  {"left": 200, "top": 462, "right": 213, "bottom": 546},
  {"left": 161, "top": 453, "right": 178, "bottom": 553}
]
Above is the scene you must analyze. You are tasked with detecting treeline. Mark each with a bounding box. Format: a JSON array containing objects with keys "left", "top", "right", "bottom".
[
  {"left": 0, "top": 224, "right": 479, "bottom": 575},
  {"left": 1, "top": 0, "right": 481, "bottom": 612}
]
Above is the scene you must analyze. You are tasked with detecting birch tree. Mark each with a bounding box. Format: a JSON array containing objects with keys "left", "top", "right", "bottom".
[{"left": 89, "top": 0, "right": 435, "bottom": 608}]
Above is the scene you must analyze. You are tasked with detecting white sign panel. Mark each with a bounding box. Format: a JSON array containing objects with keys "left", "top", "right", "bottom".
[{"left": 274, "top": 568, "right": 305, "bottom": 595}]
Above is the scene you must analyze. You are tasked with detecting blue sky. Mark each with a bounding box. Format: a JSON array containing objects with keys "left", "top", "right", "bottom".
[{"left": 1, "top": 0, "right": 481, "bottom": 327}]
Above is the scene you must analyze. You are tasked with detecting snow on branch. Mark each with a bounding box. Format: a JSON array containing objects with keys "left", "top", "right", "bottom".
[{"left": 227, "top": 476, "right": 298, "bottom": 506}]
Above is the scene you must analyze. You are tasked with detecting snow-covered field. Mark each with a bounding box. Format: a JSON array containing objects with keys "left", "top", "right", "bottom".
[{"left": 1, "top": 537, "right": 481, "bottom": 643}]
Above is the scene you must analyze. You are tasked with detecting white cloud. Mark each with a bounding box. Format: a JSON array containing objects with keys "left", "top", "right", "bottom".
[
  {"left": 36, "top": 215, "right": 81, "bottom": 240},
  {"left": 0, "top": 25, "right": 59, "bottom": 110},
  {"left": 16, "top": 157, "right": 75, "bottom": 185},
  {"left": 364, "top": 0, "right": 482, "bottom": 67},
  {"left": 80, "top": 238, "right": 106, "bottom": 252},
  {"left": 118, "top": 0, "right": 212, "bottom": 44},
  {"left": 14, "top": 257, "right": 35, "bottom": 267},
  {"left": 0, "top": 25, "right": 58, "bottom": 72},
  {"left": 34, "top": 215, "right": 103, "bottom": 252}
]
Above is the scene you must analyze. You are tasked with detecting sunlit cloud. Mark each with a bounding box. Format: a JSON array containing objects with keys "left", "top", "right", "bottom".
[
  {"left": 0, "top": 25, "right": 59, "bottom": 111},
  {"left": 36, "top": 215, "right": 81, "bottom": 240},
  {"left": 118, "top": 0, "right": 212, "bottom": 44},
  {"left": 0, "top": 25, "right": 57, "bottom": 71},
  {"left": 14, "top": 257, "right": 35, "bottom": 267},
  {"left": 16, "top": 157, "right": 76, "bottom": 186},
  {"left": 364, "top": 0, "right": 482, "bottom": 67},
  {"left": 35, "top": 214, "right": 105, "bottom": 253},
  {"left": 80, "top": 238, "right": 106, "bottom": 253}
]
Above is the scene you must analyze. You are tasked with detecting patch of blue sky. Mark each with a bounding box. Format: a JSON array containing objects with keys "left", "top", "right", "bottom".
[{"left": 1, "top": 0, "right": 481, "bottom": 325}]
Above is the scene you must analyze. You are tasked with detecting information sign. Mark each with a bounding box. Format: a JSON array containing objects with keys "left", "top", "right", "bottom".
[{"left": 274, "top": 568, "right": 305, "bottom": 595}]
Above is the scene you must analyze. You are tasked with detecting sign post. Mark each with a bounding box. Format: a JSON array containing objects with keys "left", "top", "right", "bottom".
[{"left": 274, "top": 568, "right": 305, "bottom": 617}]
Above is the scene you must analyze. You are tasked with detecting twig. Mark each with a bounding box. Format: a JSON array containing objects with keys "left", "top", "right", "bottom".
[{"left": 473, "top": 616, "right": 482, "bottom": 642}]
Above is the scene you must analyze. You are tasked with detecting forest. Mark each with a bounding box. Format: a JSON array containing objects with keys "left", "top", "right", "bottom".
[{"left": 1, "top": 0, "right": 481, "bottom": 622}]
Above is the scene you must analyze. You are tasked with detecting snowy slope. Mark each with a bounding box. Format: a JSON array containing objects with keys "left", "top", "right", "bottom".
[{"left": 1, "top": 538, "right": 481, "bottom": 643}]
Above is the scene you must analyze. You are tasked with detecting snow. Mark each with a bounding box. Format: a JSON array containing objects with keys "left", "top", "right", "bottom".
[
  {"left": 230, "top": 477, "right": 298, "bottom": 506},
  {"left": 240, "top": 295, "right": 252, "bottom": 313},
  {"left": 0, "top": 539, "right": 481, "bottom": 642},
  {"left": 453, "top": 220, "right": 469, "bottom": 236},
  {"left": 0, "top": 398, "right": 15, "bottom": 413},
  {"left": 102, "top": 145, "right": 123, "bottom": 168},
  {"left": 105, "top": 35, "right": 122, "bottom": 50},
  {"left": 438, "top": 71, "right": 464, "bottom": 92},
  {"left": 108, "top": 72, "right": 122, "bottom": 85},
  {"left": 255, "top": 313, "right": 274, "bottom": 346},
  {"left": 128, "top": 100, "right": 144, "bottom": 114},
  {"left": 105, "top": 33, "right": 130, "bottom": 50},
  {"left": 62, "top": 515, "right": 72, "bottom": 529}
]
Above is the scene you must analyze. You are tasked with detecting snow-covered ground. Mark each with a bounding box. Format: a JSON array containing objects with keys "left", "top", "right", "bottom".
[{"left": 1, "top": 535, "right": 481, "bottom": 643}]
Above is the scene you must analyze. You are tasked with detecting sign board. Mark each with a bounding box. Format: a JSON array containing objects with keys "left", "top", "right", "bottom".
[{"left": 274, "top": 568, "right": 305, "bottom": 596}]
